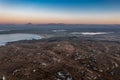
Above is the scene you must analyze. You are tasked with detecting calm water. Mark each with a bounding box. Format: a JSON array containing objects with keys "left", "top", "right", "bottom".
[{"left": 0, "top": 33, "right": 42, "bottom": 46}]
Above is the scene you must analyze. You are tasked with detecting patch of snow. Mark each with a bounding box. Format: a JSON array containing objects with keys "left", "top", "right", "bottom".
[
  {"left": 52, "top": 30, "right": 66, "bottom": 32},
  {"left": 41, "top": 63, "right": 47, "bottom": 66},
  {"left": 115, "top": 63, "right": 119, "bottom": 67},
  {"left": 58, "top": 72, "right": 65, "bottom": 78},
  {"left": 13, "top": 69, "right": 21, "bottom": 75},
  {"left": 33, "top": 69, "right": 36, "bottom": 72},
  {"left": 57, "top": 71, "right": 70, "bottom": 79},
  {"left": 71, "top": 32, "right": 113, "bottom": 36},
  {"left": 3, "top": 75, "right": 6, "bottom": 80}
]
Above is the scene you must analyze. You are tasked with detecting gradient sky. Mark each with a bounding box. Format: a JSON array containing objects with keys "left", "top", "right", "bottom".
[{"left": 0, "top": 0, "right": 120, "bottom": 24}]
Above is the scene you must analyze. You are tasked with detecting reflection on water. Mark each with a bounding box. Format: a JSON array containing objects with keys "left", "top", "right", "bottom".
[{"left": 0, "top": 33, "right": 42, "bottom": 46}]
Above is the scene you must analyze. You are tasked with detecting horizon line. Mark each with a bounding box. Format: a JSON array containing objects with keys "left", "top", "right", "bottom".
[{"left": 0, "top": 23, "right": 120, "bottom": 25}]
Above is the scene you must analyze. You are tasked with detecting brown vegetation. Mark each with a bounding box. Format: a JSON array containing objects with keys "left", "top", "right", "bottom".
[{"left": 0, "top": 40, "right": 120, "bottom": 80}]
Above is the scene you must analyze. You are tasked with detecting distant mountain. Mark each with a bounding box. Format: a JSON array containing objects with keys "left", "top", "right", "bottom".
[{"left": 26, "top": 23, "right": 33, "bottom": 25}]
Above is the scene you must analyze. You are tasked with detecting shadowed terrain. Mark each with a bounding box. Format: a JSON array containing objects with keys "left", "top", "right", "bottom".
[{"left": 0, "top": 37, "right": 120, "bottom": 80}]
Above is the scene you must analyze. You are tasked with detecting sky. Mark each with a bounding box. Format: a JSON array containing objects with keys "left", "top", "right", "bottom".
[{"left": 0, "top": 0, "right": 120, "bottom": 24}]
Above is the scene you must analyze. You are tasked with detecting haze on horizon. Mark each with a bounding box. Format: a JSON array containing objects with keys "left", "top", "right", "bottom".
[{"left": 0, "top": 0, "right": 120, "bottom": 24}]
